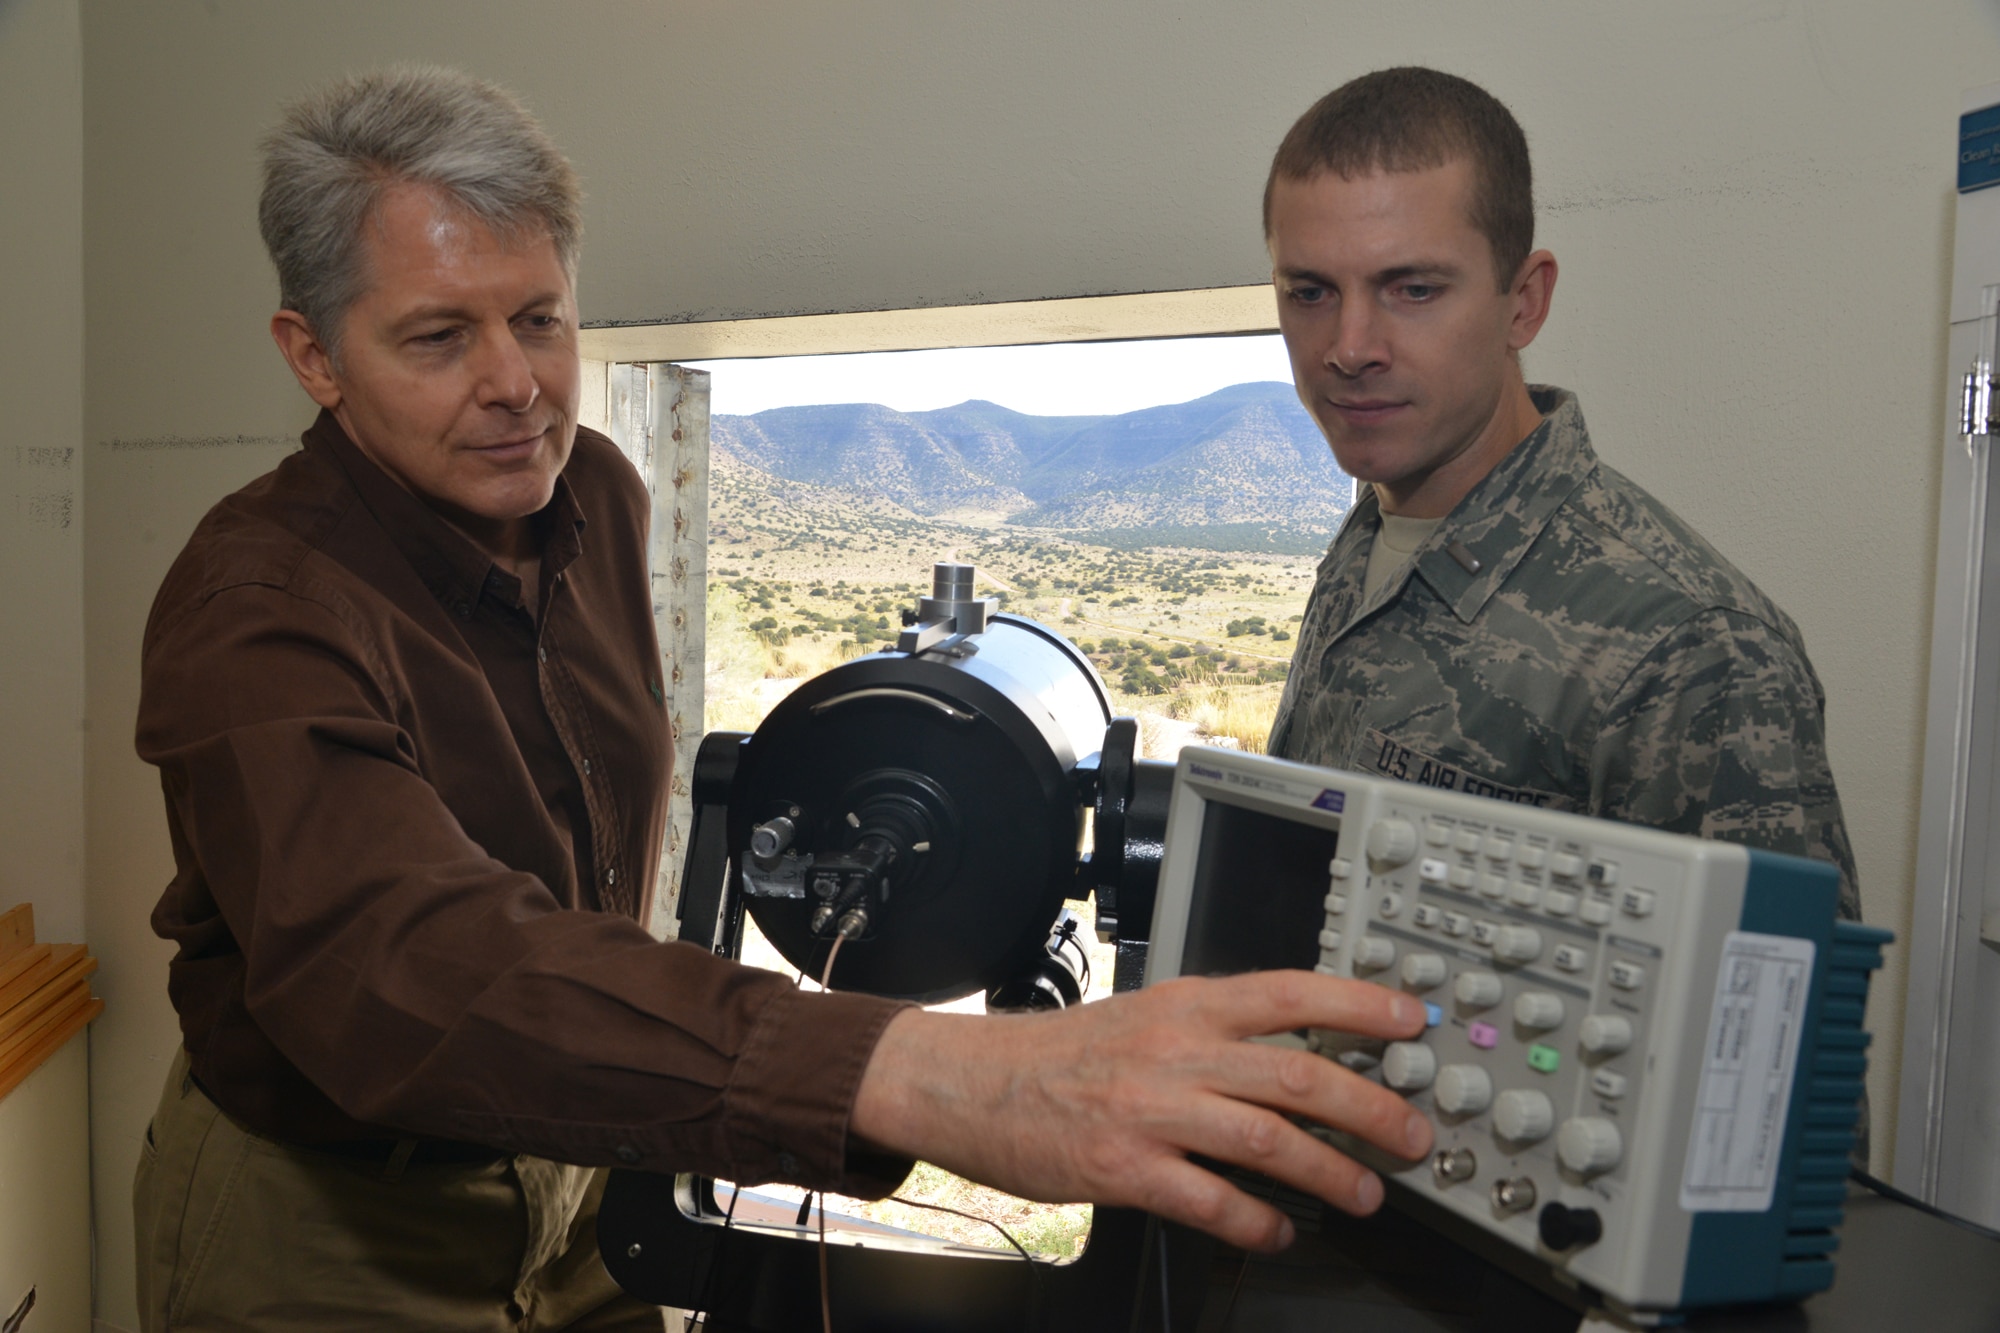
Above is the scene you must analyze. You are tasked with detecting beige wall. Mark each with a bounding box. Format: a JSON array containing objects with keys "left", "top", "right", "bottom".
[
  {"left": 0, "top": 0, "right": 92, "bottom": 1325},
  {"left": 1, "top": 0, "right": 85, "bottom": 938},
  {"left": 70, "top": 1, "right": 2000, "bottom": 1326}
]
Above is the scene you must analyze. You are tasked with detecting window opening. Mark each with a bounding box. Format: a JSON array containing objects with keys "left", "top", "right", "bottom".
[{"left": 685, "top": 332, "right": 1356, "bottom": 1259}]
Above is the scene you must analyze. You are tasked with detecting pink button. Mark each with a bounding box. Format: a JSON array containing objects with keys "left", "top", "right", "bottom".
[{"left": 1468, "top": 1021, "right": 1500, "bottom": 1050}]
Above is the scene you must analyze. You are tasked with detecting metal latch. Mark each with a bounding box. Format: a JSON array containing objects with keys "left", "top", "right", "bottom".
[
  {"left": 1963, "top": 284, "right": 2000, "bottom": 445},
  {"left": 1964, "top": 361, "right": 1994, "bottom": 438}
]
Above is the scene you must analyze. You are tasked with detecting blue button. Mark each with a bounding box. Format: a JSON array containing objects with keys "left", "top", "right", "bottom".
[{"left": 1424, "top": 1003, "right": 1443, "bottom": 1028}]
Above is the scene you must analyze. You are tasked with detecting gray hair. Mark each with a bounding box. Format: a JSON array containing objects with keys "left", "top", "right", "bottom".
[{"left": 258, "top": 65, "right": 582, "bottom": 359}]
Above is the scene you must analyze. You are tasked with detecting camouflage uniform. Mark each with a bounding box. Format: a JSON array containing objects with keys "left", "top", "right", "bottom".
[{"left": 1269, "top": 387, "right": 1860, "bottom": 921}]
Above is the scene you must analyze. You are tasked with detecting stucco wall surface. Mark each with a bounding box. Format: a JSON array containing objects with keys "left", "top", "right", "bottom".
[
  {"left": 76, "top": 2, "right": 2000, "bottom": 1327},
  {"left": 0, "top": 0, "right": 92, "bottom": 1319},
  {"left": 1, "top": 0, "right": 86, "bottom": 941}
]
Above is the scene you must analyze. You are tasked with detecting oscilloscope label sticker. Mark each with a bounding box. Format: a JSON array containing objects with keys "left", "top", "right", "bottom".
[{"left": 1678, "top": 931, "right": 1815, "bottom": 1214}]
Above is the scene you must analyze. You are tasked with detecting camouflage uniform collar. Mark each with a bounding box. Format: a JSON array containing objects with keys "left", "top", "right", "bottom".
[{"left": 1409, "top": 385, "right": 1593, "bottom": 625}]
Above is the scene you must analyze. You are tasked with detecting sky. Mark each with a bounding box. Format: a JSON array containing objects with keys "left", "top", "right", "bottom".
[{"left": 684, "top": 332, "right": 1295, "bottom": 419}]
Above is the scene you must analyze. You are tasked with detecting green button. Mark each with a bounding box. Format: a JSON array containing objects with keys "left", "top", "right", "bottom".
[{"left": 1527, "top": 1043, "right": 1561, "bottom": 1073}]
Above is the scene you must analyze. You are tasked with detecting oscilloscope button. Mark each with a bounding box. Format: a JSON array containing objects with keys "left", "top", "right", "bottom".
[
  {"left": 1419, "top": 857, "right": 1450, "bottom": 885},
  {"left": 1479, "top": 873, "right": 1509, "bottom": 899},
  {"left": 1550, "top": 853, "right": 1585, "bottom": 880},
  {"left": 1424, "top": 820, "right": 1452, "bottom": 846},
  {"left": 1449, "top": 864, "right": 1477, "bottom": 891},
  {"left": 1455, "top": 829, "right": 1482, "bottom": 854},
  {"left": 1538, "top": 1202, "right": 1603, "bottom": 1250},
  {"left": 1516, "top": 845, "right": 1547, "bottom": 870},
  {"left": 1608, "top": 960, "right": 1645, "bottom": 990},
  {"left": 1411, "top": 903, "right": 1441, "bottom": 928},
  {"left": 1483, "top": 837, "right": 1514, "bottom": 862},
  {"left": 1440, "top": 911, "right": 1472, "bottom": 937},
  {"left": 1578, "top": 898, "right": 1614, "bottom": 927},
  {"left": 1543, "top": 890, "right": 1578, "bottom": 917},
  {"left": 1329, "top": 857, "right": 1354, "bottom": 880},
  {"left": 1324, "top": 892, "right": 1348, "bottom": 915}
]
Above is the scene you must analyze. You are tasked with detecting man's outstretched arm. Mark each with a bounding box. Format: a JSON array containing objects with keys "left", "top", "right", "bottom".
[{"left": 851, "top": 970, "right": 1434, "bottom": 1251}]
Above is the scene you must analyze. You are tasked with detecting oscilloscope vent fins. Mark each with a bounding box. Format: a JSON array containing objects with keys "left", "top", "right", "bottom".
[{"left": 1769, "top": 919, "right": 1892, "bottom": 1298}]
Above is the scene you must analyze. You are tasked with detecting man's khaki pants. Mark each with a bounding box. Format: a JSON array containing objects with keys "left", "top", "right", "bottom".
[{"left": 133, "top": 1051, "right": 672, "bottom": 1332}]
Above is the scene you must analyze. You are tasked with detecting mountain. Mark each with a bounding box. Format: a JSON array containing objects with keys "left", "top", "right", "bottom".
[{"left": 709, "top": 381, "right": 1354, "bottom": 542}]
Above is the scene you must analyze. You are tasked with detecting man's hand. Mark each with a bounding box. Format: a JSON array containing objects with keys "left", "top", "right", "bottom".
[{"left": 850, "top": 970, "right": 1432, "bottom": 1252}]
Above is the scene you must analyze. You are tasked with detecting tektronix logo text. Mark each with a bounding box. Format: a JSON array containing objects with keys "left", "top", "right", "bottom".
[{"left": 1188, "top": 762, "right": 1225, "bottom": 781}]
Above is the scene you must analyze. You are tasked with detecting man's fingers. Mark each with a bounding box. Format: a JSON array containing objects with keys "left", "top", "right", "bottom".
[
  {"left": 1207, "top": 1037, "right": 1433, "bottom": 1163},
  {"left": 1133, "top": 1154, "right": 1306, "bottom": 1252},
  {"left": 1174, "top": 970, "right": 1427, "bottom": 1043},
  {"left": 1132, "top": 1107, "right": 1393, "bottom": 1247}
]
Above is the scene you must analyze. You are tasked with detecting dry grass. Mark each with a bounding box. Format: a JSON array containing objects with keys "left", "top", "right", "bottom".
[{"left": 1164, "top": 684, "right": 1283, "bottom": 754}]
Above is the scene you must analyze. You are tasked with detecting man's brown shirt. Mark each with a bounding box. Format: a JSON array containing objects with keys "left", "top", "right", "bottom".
[{"left": 138, "top": 412, "right": 905, "bottom": 1190}]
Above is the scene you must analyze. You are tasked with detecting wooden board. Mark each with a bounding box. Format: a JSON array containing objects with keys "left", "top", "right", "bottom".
[
  {"left": 0, "top": 962, "right": 93, "bottom": 1045},
  {"left": 0, "top": 997, "right": 102, "bottom": 1103},
  {"left": 0, "top": 903, "right": 31, "bottom": 966},
  {"left": 0, "top": 982, "right": 89, "bottom": 1066},
  {"left": 0, "top": 943, "right": 51, "bottom": 993},
  {"left": 0, "top": 944, "right": 83, "bottom": 1016}
]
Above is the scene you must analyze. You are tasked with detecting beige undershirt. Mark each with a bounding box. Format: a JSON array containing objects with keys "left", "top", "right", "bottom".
[{"left": 1362, "top": 510, "right": 1445, "bottom": 601}]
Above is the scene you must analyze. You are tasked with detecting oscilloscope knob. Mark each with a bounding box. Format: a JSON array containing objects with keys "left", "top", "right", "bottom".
[
  {"left": 1400, "top": 953, "right": 1448, "bottom": 989},
  {"left": 1365, "top": 818, "right": 1420, "bottom": 868},
  {"left": 1382, "top": 1042, "right": 1437, "bottom": 1091},
  {"left": 1493, "top": 1089, "right": 1556, "bottom": 1143},
  {"left": 1579, "top": 1014, "right": 1634, "bottom": 1056},
  {"left": 1557, "top": 1117, "right": 1625, "bottom": 1175},
  {"left": 1493, "top": 926, "right": 1544, "bottom": 965},
  {"left": 1513, "top": 991, "right": 1566, "bottom": 1031},
  {"left": 1453, "top": 970, "right": 1504, "bottom": 1008},
  {"left": 1354, "top": 936, "right": 1397, "bottom": 971},
  {"left": 1434, "top": 1064, "right": 1494, "bottom": 1115}
]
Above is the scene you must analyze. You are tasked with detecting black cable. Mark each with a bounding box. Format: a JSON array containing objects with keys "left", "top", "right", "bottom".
[
  {"left": 818, "top": 1191, "right": 832, "bottom": 1333},
  {"left": 682, "top": 1178, "right": 744, "bottom": 1332},
  {"left": 1156, "top": 1220, "right": 1173, "bottom": 1333},
  {"left": 884, "top": 1193, "right": 1046, "bottom": 1267},
  {"left": 1849, "top": 1167, "right": 2000, "bottom": 1243}
]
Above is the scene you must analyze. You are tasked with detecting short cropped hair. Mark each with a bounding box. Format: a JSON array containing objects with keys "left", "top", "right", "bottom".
[
  {"left": 1264, "top": 68, "right": 1533, "bottom": 290},
  {"left": 258, "top": 65, "right": 582, "bottom": 359}
]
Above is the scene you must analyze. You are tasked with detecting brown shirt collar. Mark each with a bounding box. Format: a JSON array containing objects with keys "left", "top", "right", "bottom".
[{"left": 302, "top": 410, "right": 587, "bottom": 619}]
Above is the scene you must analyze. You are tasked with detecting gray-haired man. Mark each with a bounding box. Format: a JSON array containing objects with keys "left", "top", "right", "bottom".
[{"left": 133, "top": 67, "right": 1435, "bottom": 1329}]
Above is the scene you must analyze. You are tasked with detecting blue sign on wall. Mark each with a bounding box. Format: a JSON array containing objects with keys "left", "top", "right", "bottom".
[{"left": 1961, "top": 103, "right": 2000, "bottom": 193}]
